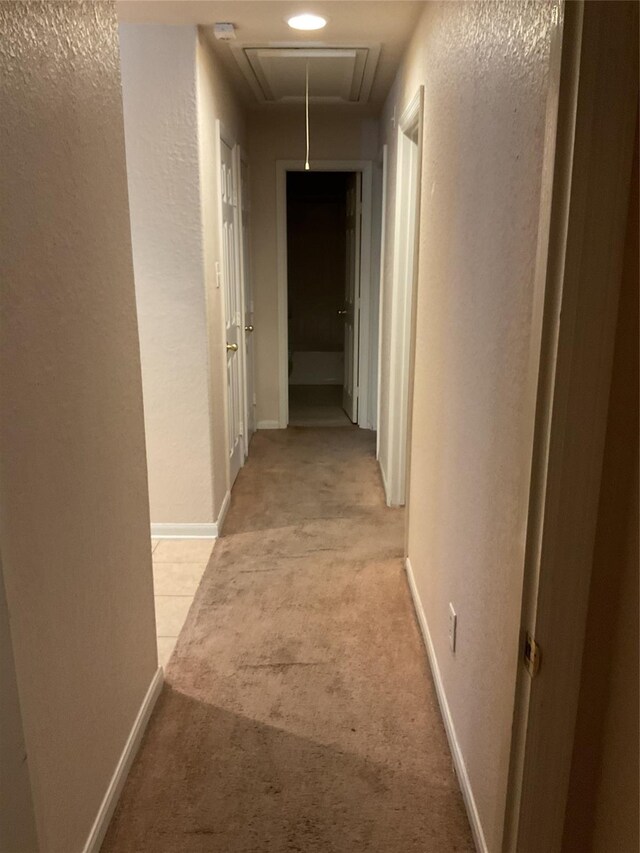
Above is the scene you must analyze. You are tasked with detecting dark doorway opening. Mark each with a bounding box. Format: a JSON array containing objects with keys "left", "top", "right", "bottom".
[{"left": 287, "top": 171, "right": 354, "bottom": 426}]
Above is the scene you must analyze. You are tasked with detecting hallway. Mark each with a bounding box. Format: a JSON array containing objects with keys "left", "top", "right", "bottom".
[{"left": 102, "top": 429, "right": 474, "bottom": 851}]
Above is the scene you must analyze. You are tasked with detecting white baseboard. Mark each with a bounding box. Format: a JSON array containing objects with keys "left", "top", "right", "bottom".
[
  {"left": 151, "top": 523, "right": 217, "bottom": 539},
  {"left": 215, "top": 490, "right": 231, "bottom": 537},
  {"left": 83, "top": 666, "right": 163, "bottom": 853},
  {"left": 151, "top": 494, "right": 230, "bottom": 541},
  {"left": 379, "top": 458, "right": 391, "bottom": 506},
  {"left": 257, "top": 420, "right": 282, "bottom": 430},
  {"left": 405, "top": 558, "right": 488, "bottom": 853}
]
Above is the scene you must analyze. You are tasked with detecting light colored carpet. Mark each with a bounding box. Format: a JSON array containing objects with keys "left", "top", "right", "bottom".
[
  {"left": 102, "top": 428, "right": 474, "bottom": 852},
  {"left": 288, "top": 384, "right": 353, "bottom": 427}
]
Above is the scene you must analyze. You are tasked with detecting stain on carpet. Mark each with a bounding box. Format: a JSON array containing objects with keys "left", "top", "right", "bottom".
[{"left": 102, "top": 428, "right": 474, "bottom": 852}]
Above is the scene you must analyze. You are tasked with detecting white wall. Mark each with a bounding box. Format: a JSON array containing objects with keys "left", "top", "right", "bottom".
[
  {"left": 0, "top": 3, "right": 158, "bottom": 850},
  {"left": 119, "top": 25, "right": 247, "bottom": 525},
  {"left": 119, "top": 25, "right": 215, "bottom": 525},
  {"left": 247, "top": 108, "right": 379, "bottom": 426},
  {"left": 380, "top": 3, "right": 555, "bottom": 850}
]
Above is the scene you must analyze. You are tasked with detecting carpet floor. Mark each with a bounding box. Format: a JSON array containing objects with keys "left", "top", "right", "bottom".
[
  {"left": 288, "top": 385, "right": 353, "bottom": 427},
  {"left": 102, "top": 428, "right": 474, "bottom": 852}
]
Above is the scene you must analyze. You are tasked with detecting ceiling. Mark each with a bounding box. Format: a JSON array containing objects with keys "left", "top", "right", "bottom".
[
  {"left": 232, "top": 44, "right": 381, "bottom": 106},
  {"left": 116, "top": 1, "right": 425, "bottom": 111}
]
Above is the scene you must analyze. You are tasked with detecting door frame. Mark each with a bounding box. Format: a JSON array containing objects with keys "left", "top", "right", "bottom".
[
  {"left": 375, "top": 144, "right": 389, "bottom": 459},
  {"left": 275, "top": 159, "right": 374, "bottom": 429},
  {"left": 503, "top": 2, "right": 638, "bottom": 850},
  {"left": 385, "top": 87, "right": 424, "bottom": 507},
  {"left": 237, "top": 146, "right": 255, "bottom": 454},
  {"left": 215, "top": 120, "right": 247, "bottom": 486}
]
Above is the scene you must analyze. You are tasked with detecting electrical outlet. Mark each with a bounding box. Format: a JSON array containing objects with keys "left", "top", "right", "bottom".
[{"left": 448, "top": 603, "right": 457, "bottom": 653}]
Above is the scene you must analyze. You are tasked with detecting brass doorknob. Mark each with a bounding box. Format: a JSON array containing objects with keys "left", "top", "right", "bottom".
[
  {"left": 337, "top": 309, "right": 347, "bottom": 316},
  {"left": 245, "top": 324, "right": 254, "bottom": 332},
  {"left": 226, "top": 342, "right": 238, "bottom": 352}
]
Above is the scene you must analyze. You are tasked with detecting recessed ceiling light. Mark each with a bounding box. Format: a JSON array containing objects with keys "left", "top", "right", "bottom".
[{"left": 287, "top": 13, "right": 327, "bottom": 31}]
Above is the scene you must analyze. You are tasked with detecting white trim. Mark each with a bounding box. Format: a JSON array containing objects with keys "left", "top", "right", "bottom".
[
  {"left": 150, "top": 490, "right": 230, "bottom": 540},
  {"left": 217, "top": 119, "right": 235, "bottom": 150},
  {"left": 238, "top": 148, "right": 256, "bottom": 450},
  {"left": 235, "top": 143, "right": 251, "bottom": 463},
  {"left": 257, "top": 419, "right": 281, "bottom": 430},
  {"left": 83, "top": 667, "right": 163, "bottom": 853},
  {"left": 356, "top": 167, "right": 374, "bottom": 430},
  {"left": 275, "top": 162, "right": 289, "bottom": 429},
  {"left": 502, "top": 3, "right": 567, "bottom": 841},
  {"left": 151, "top": 523, "right": 218, "bottom": 539},
  {"left": 405, "top": 558, "right": 487, "bottom": 853},
  {"left": 376, "top": 144, "right": 388, "bottom": 457},
  {"left": 215, "top": 120, "right": 246, "bottom": 489},
  {"left": 213, "top": 120, "right": 233, "bottom": 491},
  {"left": 275, "top": 159, "right": 375, "bottom": 430},
  {"left": 386, "top": 87, "right": 424, "bottom": 506},
  {"left": 378, "top": 456, "right": 390, "bottom": 505},
  {"left": 215, "top": 490, "right": 231, "bottom": 537}
]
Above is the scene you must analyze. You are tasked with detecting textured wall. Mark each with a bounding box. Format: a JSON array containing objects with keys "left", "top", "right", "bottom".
[
  {"left": 0, "top": 3, "right": 158, "bottom": 850},
  {"left": 119, "top": 24, "right": 216, "bottom": 524},
  {"left": 248, "top": 109, "right": 379, "bottom": 424},
  {"left": 379, "top": 2, "right": 553, "bottom": 849}
]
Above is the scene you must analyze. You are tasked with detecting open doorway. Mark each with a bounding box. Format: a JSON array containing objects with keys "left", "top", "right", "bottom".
[
  {"left": 276, "top": 160, "right": 374, "bottom": 429},
  {"left": 287, "top": 171, "right": 354, "bottom": 427}
]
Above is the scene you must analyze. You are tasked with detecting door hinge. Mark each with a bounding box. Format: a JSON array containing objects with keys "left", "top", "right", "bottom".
[{"left": 524, "top": 631, "right": 541, "bottom": 678}]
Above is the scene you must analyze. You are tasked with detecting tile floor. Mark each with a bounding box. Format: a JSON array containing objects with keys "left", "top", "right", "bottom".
[{"left": 151, "top": 538, "right": 215, "bottom": 668}]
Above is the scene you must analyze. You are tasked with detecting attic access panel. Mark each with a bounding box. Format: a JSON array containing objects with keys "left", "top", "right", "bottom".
[{"left": 230, "top": 45, "right": 381, "bottom": 105}]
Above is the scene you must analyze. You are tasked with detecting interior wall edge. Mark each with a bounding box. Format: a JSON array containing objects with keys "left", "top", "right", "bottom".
[
  {"left": 1, "top": 3, "right": 159, "bottom": 849},
  {"left": 81, "top": 668, "right": 163, "bottom": 853},
  {"left": 119, "top": 23, "right": 216, "bottom": 526}
]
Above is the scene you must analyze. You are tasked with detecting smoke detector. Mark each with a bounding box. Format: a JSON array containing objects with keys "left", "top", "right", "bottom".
[{"left": 214, "top": 23, "right": 236, "bottom": 41}]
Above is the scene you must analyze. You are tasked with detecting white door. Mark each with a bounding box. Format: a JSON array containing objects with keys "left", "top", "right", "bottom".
[
  {"left": 342, "top": 172, "right": 362, "bottom": 422},
  {"left": 240, "top": 156, "right": 256, "bottom": 448},
  {"left": 220, "top": 138, "right": 243, "bottom": 487}
]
